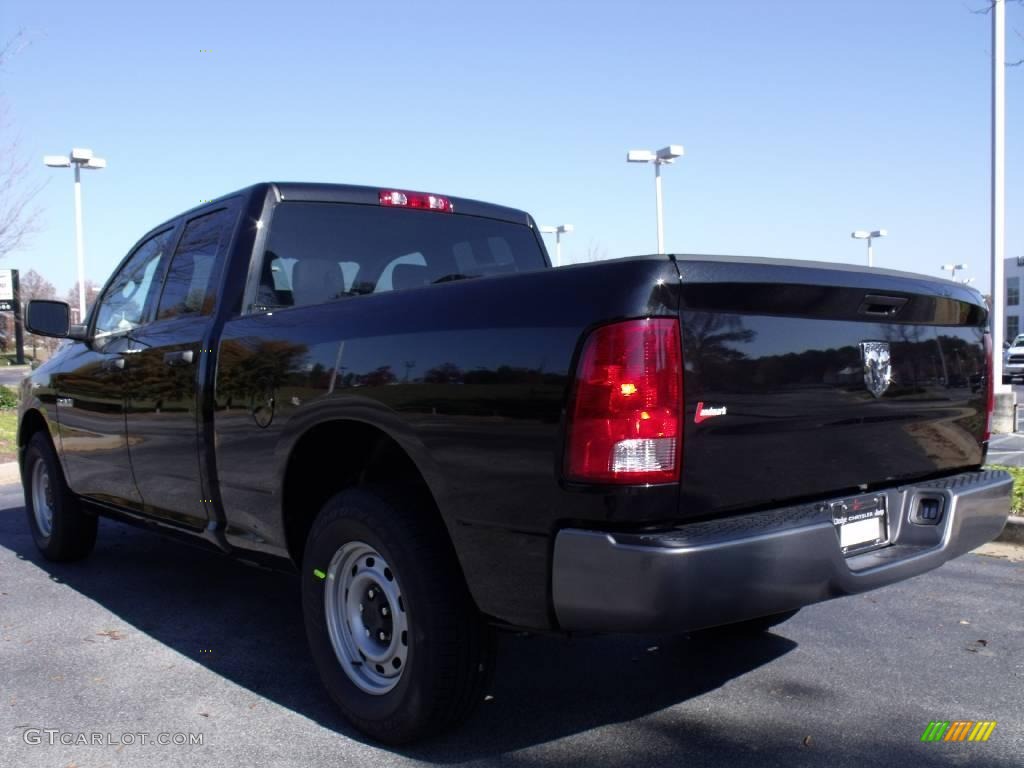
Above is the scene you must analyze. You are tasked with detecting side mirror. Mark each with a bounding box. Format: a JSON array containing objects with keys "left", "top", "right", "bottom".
[{"left": 25, "top": 300, "right": 86, "bottom": 339}]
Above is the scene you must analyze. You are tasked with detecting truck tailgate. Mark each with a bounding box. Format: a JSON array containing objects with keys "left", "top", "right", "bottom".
[{"left": 675, "top": 257, "right": 989, "bottom": 517}]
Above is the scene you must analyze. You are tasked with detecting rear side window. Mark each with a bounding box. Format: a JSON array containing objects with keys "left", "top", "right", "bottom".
[
  {"left": 252, "top": 202, "right": 545, "bottom": 311},
  {"left": 157, "top": 207, "right": 236, "bottom": 320}
]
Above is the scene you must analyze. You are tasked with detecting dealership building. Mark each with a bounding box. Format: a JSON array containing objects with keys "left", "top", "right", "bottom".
[{"left": 1006, "top": 256, "right": 1024, "bottom": 340}]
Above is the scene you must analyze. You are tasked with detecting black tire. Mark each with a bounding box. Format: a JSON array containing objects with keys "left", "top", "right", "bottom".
[
  {"left": 22, "top": 432, "right": 97, "bottom": 562},
  {"left": 301, "top": 487, "right": 495, "bottom": 744}
]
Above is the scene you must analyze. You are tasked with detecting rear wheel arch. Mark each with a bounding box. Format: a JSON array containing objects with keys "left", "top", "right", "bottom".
[{"left": 280, "top": 419, "right": 453, "bottom": 570}]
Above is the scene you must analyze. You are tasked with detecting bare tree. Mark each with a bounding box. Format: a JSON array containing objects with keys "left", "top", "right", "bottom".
[
  {"left": 65, "top": 280, "right": 101, "bottom": 320},
  {"left": 583, "top": 240, "right": 609, "bottom": 263},
  {"left": 0, "top": 31, "right": 44, "bottom": 260},
  {"left": 18, "top": 269, "right": 57, "bottom": 358},
  {"left": 19, "top": 269, "right": 56, "bottom": 302}
]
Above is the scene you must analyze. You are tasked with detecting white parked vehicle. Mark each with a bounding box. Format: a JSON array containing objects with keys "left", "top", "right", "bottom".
[{"left": 1004, "top": 334, "right": 1024, "bottom": 384}]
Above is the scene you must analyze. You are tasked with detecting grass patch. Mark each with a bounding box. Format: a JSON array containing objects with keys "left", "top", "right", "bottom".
[
  {"left": 986, "top": 465, "right": 1024, "bottom": 515},
  {"left": 0, "top": 391, "right": 17, "bottom": 462}
]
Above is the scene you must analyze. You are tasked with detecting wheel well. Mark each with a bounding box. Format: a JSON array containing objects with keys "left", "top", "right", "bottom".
[
  {"left": 18, "top": 409, "right": 49, "bottom": 455},
  {"left": 282, "top": 420, "right": 441, "bottom": 567}
]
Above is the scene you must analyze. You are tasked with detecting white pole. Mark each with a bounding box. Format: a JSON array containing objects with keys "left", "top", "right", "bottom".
[
  {"left": 73, "top": 163, "right": 86, "bottom": 318},
  {"left": 993, "top": 0, "right": 1008, "bottom": 392},
  {"left": 867, "top": 238, "right": 874, "bottom": 268},
  {"left": 654, "top": 162, "right": 665, "bottom": 254},
  {"left": 555, "top": 232, "right": 561, "bottom": 267}
]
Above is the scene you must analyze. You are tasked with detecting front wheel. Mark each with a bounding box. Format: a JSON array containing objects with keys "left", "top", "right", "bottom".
[
  {"left": 301, "top": 488, "right": 494, "bottom": 744},
  {"left": 22, "top": 432, "right": 97, "bottom": 561}
]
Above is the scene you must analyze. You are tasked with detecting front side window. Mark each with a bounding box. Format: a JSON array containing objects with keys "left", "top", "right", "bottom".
[
  {"left": 1008, "top": 277, "right": 1020, "bottom": 307},
  {"left": 156, "top": 207, "right": 236, "bottom": 320},
  {"left": 93, "top": 230, "right": 173, "bottom": 337},
  {"left": 251, "top": 202, "right": 546, "bottom": 311}
]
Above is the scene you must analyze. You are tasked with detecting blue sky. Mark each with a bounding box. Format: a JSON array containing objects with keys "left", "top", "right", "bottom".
[{"left": 2, "top": 0, "right": 1022, "bottom": 295}]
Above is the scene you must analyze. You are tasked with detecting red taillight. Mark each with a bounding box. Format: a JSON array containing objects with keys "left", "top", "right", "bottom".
[
  {"left": 379, "top": 189, "right": 453, "bottom": 213},
  {"left": 984, "top": 332, "right": 994, "bottom": 442},
  {"left": 565, "top": 318, "right": 683, "bottom": 484}
]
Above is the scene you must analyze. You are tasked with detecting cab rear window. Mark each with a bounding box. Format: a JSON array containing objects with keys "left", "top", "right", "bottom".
[{"left": 252, "top": 202, "right": 545, "bottom": 311}]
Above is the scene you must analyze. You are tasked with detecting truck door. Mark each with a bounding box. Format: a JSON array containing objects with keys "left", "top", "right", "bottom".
[
  {"left": 55, "top": 227, "right": 176, "bottom": 508},
  {"left": 124, "top": 203, "right": 239, "bottom": 529}
]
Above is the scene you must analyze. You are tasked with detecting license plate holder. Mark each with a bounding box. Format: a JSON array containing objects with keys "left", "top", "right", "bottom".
[{"left": 831, "top": 493, "right": 888, "bottom": 556}]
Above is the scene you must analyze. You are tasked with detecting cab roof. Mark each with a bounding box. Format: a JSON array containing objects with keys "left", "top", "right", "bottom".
[{"left": 175, "top": 182, "right": 535, "bottom": 228}]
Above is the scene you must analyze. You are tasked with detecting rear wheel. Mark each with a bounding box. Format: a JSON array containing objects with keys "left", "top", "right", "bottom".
[
  {"left": 22, "top": 432, "right": 97, "bottom": 561},
  {"left": 302, "top": 488, "right": 494, "bottom": 744}
]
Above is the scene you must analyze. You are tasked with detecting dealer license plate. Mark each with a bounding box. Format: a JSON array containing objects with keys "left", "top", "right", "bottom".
[{"left": 830, "top": 493, "right": 888, "bottom": 555}]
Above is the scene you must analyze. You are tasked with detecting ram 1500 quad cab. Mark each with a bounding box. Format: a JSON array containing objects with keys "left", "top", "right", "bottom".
[{"left": 19, "top": 182, "right": 1011, "bottom": 743}]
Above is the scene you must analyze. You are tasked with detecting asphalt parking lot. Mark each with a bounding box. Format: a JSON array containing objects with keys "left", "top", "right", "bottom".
[
  {"left": 988, "top": 433, "right": 1024, "bottom": 467},
  {"left": 1, "top": 481, "right": 1022, "bottom": 768}
]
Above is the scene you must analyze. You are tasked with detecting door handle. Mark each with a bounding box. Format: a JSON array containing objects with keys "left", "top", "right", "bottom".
[
  {"left": 858, "top": 294, "right": 908, "bottom": 317},
  {"left": 102, "top": 357, "right": 125, "bottom": 371},
  {"left": 164, "top": 350, "right": 195, "bottom": 367}
]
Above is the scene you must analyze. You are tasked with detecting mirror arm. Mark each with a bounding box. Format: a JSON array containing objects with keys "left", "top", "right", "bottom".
[{"left": 67, "top": 324, "right": 89, "bottom": 341}]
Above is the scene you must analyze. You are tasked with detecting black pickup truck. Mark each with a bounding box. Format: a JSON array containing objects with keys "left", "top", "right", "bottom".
[{"left": 19, "top": 182, "right": 1011, "bottom": 743}]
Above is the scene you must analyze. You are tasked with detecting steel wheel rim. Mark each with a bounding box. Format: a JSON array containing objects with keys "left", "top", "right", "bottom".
[
  {"left": 31, "top": 460, "right": 54, "bottom": 538},
  {"left": 324, "top": 541, "right": 409, "bottom": 695}
]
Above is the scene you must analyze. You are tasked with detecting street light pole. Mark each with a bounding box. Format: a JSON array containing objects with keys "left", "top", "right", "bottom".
[
  {"left": 851, "top": 229, "right": 887, "bottom": 267},
  {"left": 654, "top": 161, "right": 664, "bottom": 255},
  {"left": 539, "top": 224, "right": 574, "bottom": 266},
  {"left": 43, "top": 148, "right": 106, "bottom": 320},
  {"left": 942, "top": 263, "right": 967, "bottom": 282},
  {"left": 992, "top": 0, "right": 1008, "bottom": 396},
  {"left": 73, "top": 163, "right": 86, "bottom": 318},
  {"left": 627, "top": 145, "right": 683, "bottom": 255}
]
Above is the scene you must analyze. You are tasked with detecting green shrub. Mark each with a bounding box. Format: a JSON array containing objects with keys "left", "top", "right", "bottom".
[
  {"left": 2, "top": 353, "right": 35, "bottom": 366},
  {"left": 987, "top": 465, "right": 1024, "bottom": 515},
  {"left": 0, "top": 386, "right": 17, "bottom": 410}
]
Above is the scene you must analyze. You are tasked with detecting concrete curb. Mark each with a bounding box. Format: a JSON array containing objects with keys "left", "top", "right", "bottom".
[
  {"left": 996, "top": 516, "right": 1024, "bottom": 546},
  {"left": 0, "top": 461, "right": 19, "bottom": 485}
]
